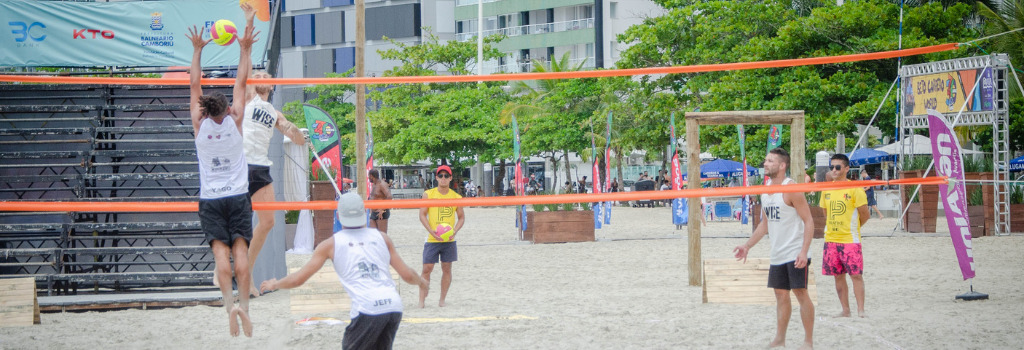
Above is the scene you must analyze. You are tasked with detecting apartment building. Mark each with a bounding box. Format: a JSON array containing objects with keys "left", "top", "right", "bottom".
[
  {"left": 276, "top": 0, "right": 456, "bottom": 103},
  {"left": 453, "top": 0, "right": 665, "bottom": 73}
]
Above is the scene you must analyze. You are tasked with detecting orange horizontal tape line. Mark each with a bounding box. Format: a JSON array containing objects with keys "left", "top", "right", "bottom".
[
  {"left": 0, "top": 43, "right": 958, "bottom": 86},
  {"left": 0, "top": 177, "right": 947, "bottom": 212}
]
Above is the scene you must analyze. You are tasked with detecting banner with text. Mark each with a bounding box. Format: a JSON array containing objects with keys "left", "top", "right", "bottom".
[
  {"left": 1, "top": 0, "right": 270, "bottom": 67},
  {"left": 902, "top": 69, "right": 994, "bottom": 116},
  {"left": 927, "top": 110, "right": 975, "bottom": 280}
]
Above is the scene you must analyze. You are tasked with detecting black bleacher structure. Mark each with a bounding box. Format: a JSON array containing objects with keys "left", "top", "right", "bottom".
[{"left": 1, "top": 84, "right": 232, "bottom": 295}]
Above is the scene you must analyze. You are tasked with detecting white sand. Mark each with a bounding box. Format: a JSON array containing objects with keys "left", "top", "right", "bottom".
[{"left": 2, "top": 206, "right": 1022, "bottom": 349}]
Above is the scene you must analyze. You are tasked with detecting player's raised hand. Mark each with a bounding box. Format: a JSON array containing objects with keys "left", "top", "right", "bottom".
[
  {"left": 186, "top": 25, "right": 212, "bottom": 50},
  {"left": 241, "top": 3, "right": 257, "bottom": 24}
]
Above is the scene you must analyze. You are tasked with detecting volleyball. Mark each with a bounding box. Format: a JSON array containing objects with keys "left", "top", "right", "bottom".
[
  {"left": 434, "top": 223, "right": 454, "bottom": 242},
  {"left": 210, "top": 19, "right": 237, "bottom": 46}
]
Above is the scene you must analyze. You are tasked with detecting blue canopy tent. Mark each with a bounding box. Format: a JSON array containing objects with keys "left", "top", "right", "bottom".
[
  {"left": 846, "top": 148, "right": 893, "bottom": 166},
  {"left": 682, "top": 159, "right": 759, "bottom": 180},
  {"left": 1011, "top": 155, "right": 1024, "bottom": 172}
]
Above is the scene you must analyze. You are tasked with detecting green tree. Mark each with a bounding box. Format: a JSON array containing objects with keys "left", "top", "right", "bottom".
[
  {"left": 502, "top": 52, "right": 600, "bottom": 189},
  {"left": 282, "top": 70, "right": 357, "bottom": 163},
  {"left": 367, "top": 29, "right": 510, "bottom": 172},
  {"left": 618, "top": 0, "right": 983, "bottom": 165}
]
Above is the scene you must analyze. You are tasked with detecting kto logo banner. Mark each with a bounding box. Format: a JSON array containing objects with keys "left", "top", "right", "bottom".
[{"left": 72, "top": 29, "right": 115, "bottom": 39}]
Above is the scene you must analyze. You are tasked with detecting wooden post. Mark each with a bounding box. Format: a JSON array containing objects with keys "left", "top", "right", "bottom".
[
  {"left": 790, "top": 115, "right": 806, "bottom": 183},
  {"left": 355, "top": 0, "right": 367, "bottom": 198},
  {"left": 685, "top": 117, "right": 702, "bottom": 286},
  {"left": 683, "top": 110, "right": 805, "bottom": 286}
]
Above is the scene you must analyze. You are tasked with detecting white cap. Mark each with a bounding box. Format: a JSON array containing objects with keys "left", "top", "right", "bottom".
[{"left": 336, "top": 192, "right": 366, "bottom": 228}]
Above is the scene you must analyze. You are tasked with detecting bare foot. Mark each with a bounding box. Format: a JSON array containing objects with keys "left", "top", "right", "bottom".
[
  {"left": 798, "top": 342, "right": 813, "bottom": 350},
  {"left": 237, "top": 307, "right": 253, "bottom": 337},
  {"left": 858, "top": 311, "right": 868, "bottom": 318},
  {"left": 834, "top": 311, "right": 851, "bottom": 318},
  {"left": 418, "top": 300, "right": 425, "bottom": 308},
  {"left": 250, "top": 282, "right": 261, "bottom": 298},
  {"left": 228, "top": 307, "right": 240, "bottom": 337},
  {"left": 769, "top": 338, "right": 785, "bottom": 348},
  {"left": 438, "top": 300, "right": 447, "bottom": 307}
]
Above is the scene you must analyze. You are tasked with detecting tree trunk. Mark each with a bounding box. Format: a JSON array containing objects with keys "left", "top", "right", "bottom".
[
  {"left": 563, "top": 148, "right": 573, "bottom": 191},
  {"left": 495, "top": 159, "right": 506, "bottom": 196},
  {"left": 615, "top": 147, "right": 624, "bottom": 189},
  {"left": 547, "top": 153, "right": 559, "bottom": 193}
]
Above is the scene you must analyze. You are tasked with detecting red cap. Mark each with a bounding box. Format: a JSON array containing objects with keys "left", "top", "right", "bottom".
[{"left": 436, "top": 165, "right": 452, "bottom": 175}]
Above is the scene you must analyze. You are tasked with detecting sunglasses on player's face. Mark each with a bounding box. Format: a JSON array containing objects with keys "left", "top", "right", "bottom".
[
  {"left": 436, "top": 173, "right": 451, "bottom": 179},
  {"left": 829, "top": 164, "right": 845, "bottom": 171}
]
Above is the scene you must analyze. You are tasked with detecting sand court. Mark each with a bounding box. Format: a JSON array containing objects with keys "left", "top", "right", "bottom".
[{"left": 1, "top": 206, "right": 1021, "bottom": 349}]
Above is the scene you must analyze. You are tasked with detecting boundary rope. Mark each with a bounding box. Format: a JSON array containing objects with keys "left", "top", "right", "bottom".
[{"left": 0, "top": 177, "right": 947, "bottom": 212}]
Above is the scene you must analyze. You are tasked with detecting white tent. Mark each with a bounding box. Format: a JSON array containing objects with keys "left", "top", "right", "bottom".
[{"left": 875, "top": 134, "right": 981, "bottom": 155}]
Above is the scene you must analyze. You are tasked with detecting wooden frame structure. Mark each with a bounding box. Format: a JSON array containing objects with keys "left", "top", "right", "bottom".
[{"left": 685, "top": 111, "right": 805, "bottom": 285}]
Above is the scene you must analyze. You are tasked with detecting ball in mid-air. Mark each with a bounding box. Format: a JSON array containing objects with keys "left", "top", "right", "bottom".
[{"left": 211, "top": 19, "right": 237, "bottom": 46}]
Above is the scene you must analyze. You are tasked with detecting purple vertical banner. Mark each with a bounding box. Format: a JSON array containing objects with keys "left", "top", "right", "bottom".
[
  {"left": 980, "top": 68, "right": 994, "bottom": 111},
  {"left": 927, "top": 110, "right": 975, "bottom": 280}
]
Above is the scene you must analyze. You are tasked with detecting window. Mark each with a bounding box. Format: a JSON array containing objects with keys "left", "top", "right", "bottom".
[
  {"left": 610, "top": 2, "right": 618, "bottom": 19},
  {"left": 292, "top": 14, "right": 314, "bottom": 47}
]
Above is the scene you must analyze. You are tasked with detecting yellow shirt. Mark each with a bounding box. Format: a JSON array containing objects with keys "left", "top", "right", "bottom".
[
  {"left": 820, "top": 187, "right": 868, "bottom": 243},
  {"left": 424, "top": 187, "right": 461, "bottom": 243}
]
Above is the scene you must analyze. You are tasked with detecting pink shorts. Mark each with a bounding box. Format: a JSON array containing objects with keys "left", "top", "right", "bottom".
[{"left": 822, "top": 242, "right": 863, "bottom": 276}]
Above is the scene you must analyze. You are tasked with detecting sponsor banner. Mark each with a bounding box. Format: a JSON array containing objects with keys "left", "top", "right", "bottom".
[
  {"left": 927, "top": 110, "right": 975, "bottom": 280},
  {"left": 304, "top": 104, "right": 342, "bottom": 188},
  {"left": 767, "top": 124, "right": 783, "bottom": 150},
  {"left": 902, "top": 69, "right": 994, "bottom": 116},
  {"left": 1, "top": 0, "right": 269, "bottom": 67}
]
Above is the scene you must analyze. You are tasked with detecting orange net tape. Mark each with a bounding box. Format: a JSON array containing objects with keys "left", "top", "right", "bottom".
[
  {"left": 0, "top": 44, "right": 958, "bottom": 86},
  {"left": 0, "top": 177, "right": 948, "bottom": 212}
]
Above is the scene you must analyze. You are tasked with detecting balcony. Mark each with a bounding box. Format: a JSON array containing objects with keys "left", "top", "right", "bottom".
[
  {"left": 456, "top": 18, "right": 595, "bottom": 42},
  {"left": 455, "top": 0, "right": 499, "bottom": 6},
  {"left": 487, "top": 56, "right": 594, "bottom": 74}
]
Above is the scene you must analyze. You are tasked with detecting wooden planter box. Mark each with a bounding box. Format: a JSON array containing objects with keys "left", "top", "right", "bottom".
[
  {"left": 311, "top": 181, "right": 337, "bottom": 247},
  {"left": 810, "top": 206, "right": 826, "bottom": 239},
  {"left": 751, "top": 204, "right": 824, "bottom": 239},
  {"left": 751, "top": 204, "right": 761, "bottom": 233},
  {"left": 905, "top": 203, "right": 925, "bottom": 233},
  {"left": 964, "top": 172, "right": 995, "bottom": 236},
  {"left": 523, "top": 210, "right": 595, "bottom": 243},
  {"left": 901, "top": 170, "right": 938, "bottom": 232},
  {"left": 967, "top": 206, "right": 986, "bottom": 238},
  {"left": 1011, "top": 204, "right": 1024, "bottom": 233}
]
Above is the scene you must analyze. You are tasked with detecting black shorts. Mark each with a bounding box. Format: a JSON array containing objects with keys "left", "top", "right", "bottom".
[
  {"left": 247, "top": 165, "right": 273, "bottom": 197},
  {"left": 198, "top": 194, "right": 253, "bottom": 247},
  {"left": 422, "top": 242, "right": 457, "bottom": 265},
  {"left": 343, "top": 312, "right": 402, "bottom": 350},
  {"left": 370, "top": 209, "right": 391, "bottom": 221},
  {"left": 767, "top": 259, "right": 811, "bottom": 290}
]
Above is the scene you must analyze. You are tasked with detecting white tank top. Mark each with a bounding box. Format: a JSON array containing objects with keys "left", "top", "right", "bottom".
[
  {"left": 242, "top": 95, "right": 278, "bottom": 166},
  {"left": 332, "top": 228, "right": 402, "bottom": 318},
  {"left": 760, "top": 178, "right": 805, "bottom": 265},
  {"left": 195, "top": 116, "right": 248, "bottom": 199}
]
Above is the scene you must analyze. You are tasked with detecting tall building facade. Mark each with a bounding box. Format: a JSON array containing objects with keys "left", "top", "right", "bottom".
[
  {"left": 276, "top": 0, "right": 456, "bottom": 103},
  {"left": 453, "top": 0, "right": 665, "bottom": 73}
]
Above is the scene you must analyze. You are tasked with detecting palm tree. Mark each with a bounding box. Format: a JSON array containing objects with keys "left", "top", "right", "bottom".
[
  {"left": 978, "top": 0, "right": 1024, "bottom": 97},
  {"left": 501, "top": 52, "right": 593, "bottom": 192}
]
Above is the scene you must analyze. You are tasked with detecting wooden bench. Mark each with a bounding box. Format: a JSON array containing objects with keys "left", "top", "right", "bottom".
[
  {"left": 702, "top": 258, "right": 817, "bottom": 305},
  {"left": 0, "top": 277, "right": 40, "bottom": 326}
]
